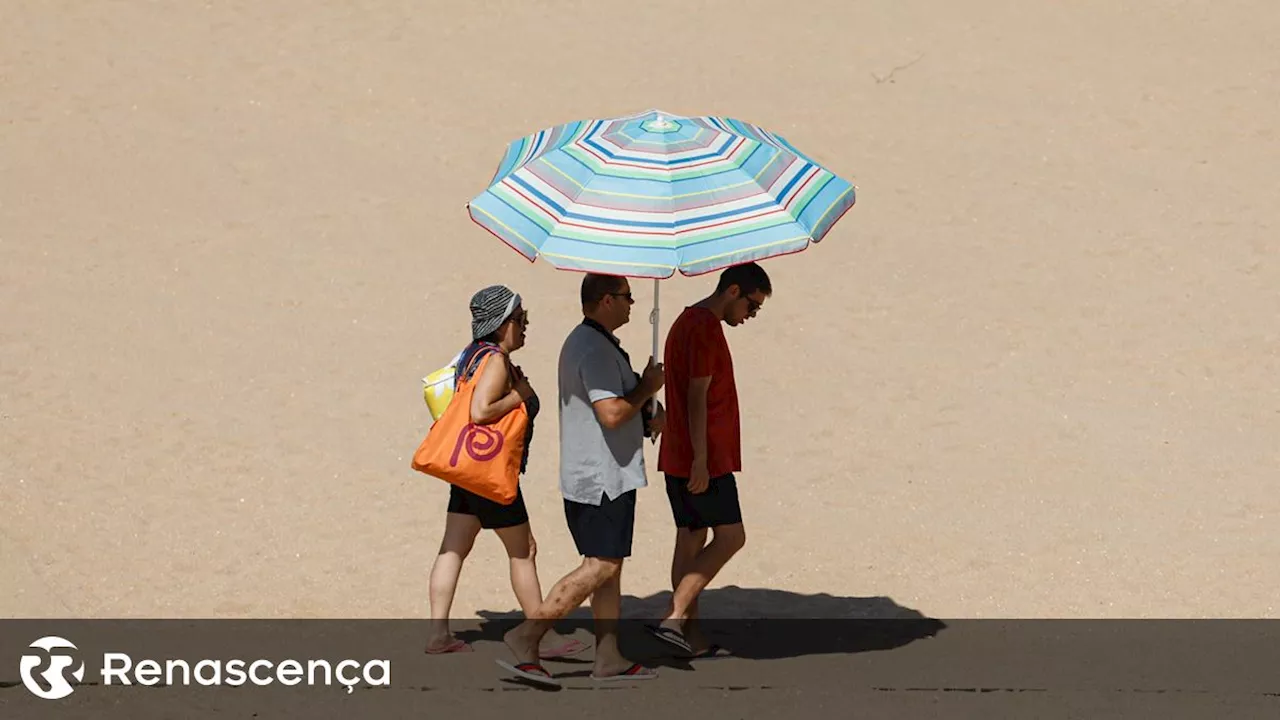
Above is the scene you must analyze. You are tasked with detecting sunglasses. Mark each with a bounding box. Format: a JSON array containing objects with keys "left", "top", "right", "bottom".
[{"left": 608, "top": 292, "right": 634, "bottom": 304}]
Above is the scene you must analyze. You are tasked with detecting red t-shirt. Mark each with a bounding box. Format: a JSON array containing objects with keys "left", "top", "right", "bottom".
[{"left": 658, "top": 306, "right": 741, "bottom": 478}]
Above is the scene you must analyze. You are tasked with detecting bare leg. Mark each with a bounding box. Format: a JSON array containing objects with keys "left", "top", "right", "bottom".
[
  {"left": 494, "top": 523, "right": 585, "bottom": 656},
  {"left": 671, "top": 527, "right": 710, "bottom": 650},
  {"left": 426, "top": 513, "right": 482, "bottom": 651},
  {"left": 494, "top": 523, "right": 543, "bottom": 614},
  {"left": 661, "top": 523, "right": 746, "bottom": 630},
  {"left": 590, "top": 563, "right": 653, "bottom": 677},
  {"left": 503, "top": 557, "right": 619, "bottom": 665}
]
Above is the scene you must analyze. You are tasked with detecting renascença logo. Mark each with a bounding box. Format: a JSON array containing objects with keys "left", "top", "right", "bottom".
[
  {"left": 18, "top": 635, "right": 391, "bottom": 700},
  {"left": 20, "top": 636, "right": 85, "bottom": 700}
]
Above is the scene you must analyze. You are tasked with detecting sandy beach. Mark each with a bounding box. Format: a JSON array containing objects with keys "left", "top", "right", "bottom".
[{"left": 3, "top": 0, "right": 1278, "bottom": 626}]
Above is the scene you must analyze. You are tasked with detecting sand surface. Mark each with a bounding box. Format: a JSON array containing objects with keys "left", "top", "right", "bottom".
[{"left": 2, "top": 0, "right": 1278, "bottom": 621}]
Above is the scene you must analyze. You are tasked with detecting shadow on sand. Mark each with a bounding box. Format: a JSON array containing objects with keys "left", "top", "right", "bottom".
[{"left": 457, "top": 585, "right": 946, "bottom": 664}]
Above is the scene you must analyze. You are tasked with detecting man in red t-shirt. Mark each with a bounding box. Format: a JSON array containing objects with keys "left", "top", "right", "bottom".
[{"left": 649, "top": 262, "right": 772, "bottom": 657}]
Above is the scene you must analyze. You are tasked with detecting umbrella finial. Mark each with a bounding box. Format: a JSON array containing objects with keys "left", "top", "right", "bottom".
[{"left": 646, "top": 112, "right": 676, "bottom": 132}]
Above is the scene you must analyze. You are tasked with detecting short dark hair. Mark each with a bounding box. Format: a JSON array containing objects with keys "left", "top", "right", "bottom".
[
  {"left": 715, "top": 262, "right": 772, "bottom": 297},
  {"left": 581, "top": 273, "right": 628, "bottom": 307}
]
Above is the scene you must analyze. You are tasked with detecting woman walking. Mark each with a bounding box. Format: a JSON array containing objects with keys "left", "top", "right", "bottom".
[{"left": 425, "top": 284, "right": 586, "bottom": 659}]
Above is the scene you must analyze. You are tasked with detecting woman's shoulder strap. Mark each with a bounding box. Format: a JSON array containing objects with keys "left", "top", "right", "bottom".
[{"left": 457, "top": 342, "right": 505, "bottom": 385}]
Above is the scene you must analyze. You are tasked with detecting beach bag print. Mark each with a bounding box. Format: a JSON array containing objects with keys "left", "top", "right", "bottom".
[{"left": 411, "top": 350, "right": 526, "bottom": 505}]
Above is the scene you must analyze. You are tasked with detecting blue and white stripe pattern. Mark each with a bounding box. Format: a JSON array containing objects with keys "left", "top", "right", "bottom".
[{"left": 467, "top": 109, "right": 857, "bottom": 278}]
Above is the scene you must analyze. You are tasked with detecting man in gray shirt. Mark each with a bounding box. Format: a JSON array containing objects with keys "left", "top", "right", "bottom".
[{"left": 497, "top": 273, "right": 665, "bottom": 686}]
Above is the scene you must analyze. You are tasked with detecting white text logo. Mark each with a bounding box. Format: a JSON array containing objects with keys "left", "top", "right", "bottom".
[
  {"left": 101, "top": 653, "right": 390, "bottom": 693},
  {"left": 18, "top": 635, "right": 391, "bottom": 699}
]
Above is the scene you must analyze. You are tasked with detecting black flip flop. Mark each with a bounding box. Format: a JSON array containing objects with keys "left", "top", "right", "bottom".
[
  {"left": 690, "top": 644, "right": 732, "bottom": 659},
  {"left": 644, "top": 624, "right": 693, "bottom": 654}
]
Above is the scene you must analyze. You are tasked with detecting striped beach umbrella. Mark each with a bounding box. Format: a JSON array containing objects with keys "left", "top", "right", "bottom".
[{"left": 466, "top": 108, "right": 857, "bottom": 357}]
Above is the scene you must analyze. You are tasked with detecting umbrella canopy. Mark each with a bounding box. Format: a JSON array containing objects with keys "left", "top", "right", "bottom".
[
  {"left": 467, "top": 108, "right": 856, "bottom": 280},
  {"left": 466, "top": 108, "right": 857, "bottom": 358}
]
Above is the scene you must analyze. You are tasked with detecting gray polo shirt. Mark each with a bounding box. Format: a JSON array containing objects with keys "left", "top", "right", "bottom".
[{"left": 557, "top": 323, "right": 647, "bottom": 505}]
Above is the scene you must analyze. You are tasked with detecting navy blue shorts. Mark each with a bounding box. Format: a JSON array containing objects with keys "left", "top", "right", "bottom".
[
  {"left": 564, "top": 490, "right": 637, "bottom": 559},
  {"left": 664, "top": 473, "right": 742, "bottom": 530}
]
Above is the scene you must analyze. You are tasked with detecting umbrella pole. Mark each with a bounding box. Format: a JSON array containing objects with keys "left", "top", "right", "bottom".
[{"left": 650, "top": 278, "right": 660, "bottom": 361}]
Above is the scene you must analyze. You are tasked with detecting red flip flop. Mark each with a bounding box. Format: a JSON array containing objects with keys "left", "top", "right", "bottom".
[
  {"left": 496, "top": 659, "right": 561, "bottom": 688},
  {"left": 424, "top": 638, "right": 473, "bottom": 654},
  {"left": 591, "top": 663, "right": 659, "bottom": 682}
]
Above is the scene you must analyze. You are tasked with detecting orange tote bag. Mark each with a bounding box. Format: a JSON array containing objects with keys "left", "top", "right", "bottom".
[{"left": 411, "top": 350, "right": 527, "bottom": 505}]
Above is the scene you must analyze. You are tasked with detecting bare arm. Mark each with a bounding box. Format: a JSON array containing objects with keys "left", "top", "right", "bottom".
[
  {"left": 469, "top": 355, "right": 527, "bottom": 424},
  {"left": 593, "top": 385, "right": 654, "bottom": 430},
  {"left": 591, "top": 356, "right": 664, "bottom": 430},
  {"left": 688, "top": 376, "right": 711, "bottom": 464}
]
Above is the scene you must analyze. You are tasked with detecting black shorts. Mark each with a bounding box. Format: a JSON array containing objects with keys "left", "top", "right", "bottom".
[
  {"left": 447, "top": 484, "right": 529, "bottom": 530},
  {"left": 563, "top": 490, "right": 637, "bottom": 559},
  {"left": 664, "top": 473, "right": 742, "bottom": 530}
]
